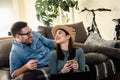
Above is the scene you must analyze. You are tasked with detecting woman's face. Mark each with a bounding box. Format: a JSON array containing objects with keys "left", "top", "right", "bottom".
[{"left": 54, "top": 29, "right": 70, "bottom": 44}]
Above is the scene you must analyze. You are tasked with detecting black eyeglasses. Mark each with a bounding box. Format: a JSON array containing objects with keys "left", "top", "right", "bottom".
[{"left": 18, "top": 30, "right": 32, "bottom": 36}]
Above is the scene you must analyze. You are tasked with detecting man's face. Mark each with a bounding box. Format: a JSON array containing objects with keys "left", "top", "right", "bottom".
[{"left": 18, "top": 26, "right": 33, "bottom": 45}]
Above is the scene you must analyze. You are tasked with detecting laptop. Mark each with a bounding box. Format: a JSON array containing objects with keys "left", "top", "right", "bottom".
[{"left": 50, "top": 71, "right": 95, "bottom": 80}]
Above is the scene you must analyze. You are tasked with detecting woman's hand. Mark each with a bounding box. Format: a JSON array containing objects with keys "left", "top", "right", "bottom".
[
  {"left": 61, "top": 62, "right": 72, "bottom": 73},
  {"left": 71, "top": 60, "right": 79, "bottom": 72}
]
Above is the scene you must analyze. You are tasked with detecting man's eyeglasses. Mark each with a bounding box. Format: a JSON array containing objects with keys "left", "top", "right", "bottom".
[{"left": 18, "top": 30, "right": 32, "bottom": 36}]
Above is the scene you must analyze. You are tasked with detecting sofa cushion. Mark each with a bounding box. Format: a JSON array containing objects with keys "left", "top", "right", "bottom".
[
  {"left": 74, "top": 42, "right": 120, "bottom": 60},
  {"left": 0, "top": 39, "right": 12, "bottom": 68},
  {"left": 85, "top": 52, "right": 108, "bottom": 65},
  {"left": 38, "top": 22, "right": 87, "bottom": 43},
  {"left": 84, "top": 32, "right": 116, "bottom": 48}
]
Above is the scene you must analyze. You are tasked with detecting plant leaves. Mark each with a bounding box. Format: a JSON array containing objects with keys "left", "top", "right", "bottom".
[{"left": 35, "top": 0, "right": 79, "bottom": 26}]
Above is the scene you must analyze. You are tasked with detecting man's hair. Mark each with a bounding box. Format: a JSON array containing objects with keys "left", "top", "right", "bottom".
[{"left": 10, "top": 21, "right": 27, "bottom": 37}]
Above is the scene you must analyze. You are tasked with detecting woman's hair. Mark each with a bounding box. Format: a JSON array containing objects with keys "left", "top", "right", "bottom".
[
  {"left": 56, "top": 29, "right": 76, "bottom": 60},
  {"left": 10, "top": 21, "right": 27, "bottom": 37}
]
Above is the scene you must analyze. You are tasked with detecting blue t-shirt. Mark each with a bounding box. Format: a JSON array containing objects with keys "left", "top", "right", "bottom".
[{"left": 9, "top": 31, "right": 54, "bottom": 78}]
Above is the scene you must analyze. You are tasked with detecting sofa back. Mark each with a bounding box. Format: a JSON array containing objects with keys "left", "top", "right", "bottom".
[
  {"left": 38, "top": 22, "right": 88, "bottom": 43},
  {"left": 0, "top": 39, "right": 12, "bottom": 68}
]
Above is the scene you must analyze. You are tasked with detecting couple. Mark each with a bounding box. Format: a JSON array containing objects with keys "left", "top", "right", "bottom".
[{"left": 10, "top": 21, "right": 85, "bottom": 79}]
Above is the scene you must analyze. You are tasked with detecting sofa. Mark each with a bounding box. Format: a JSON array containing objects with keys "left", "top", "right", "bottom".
[{"left": 1, "top": 22, "right": 120, "bottom": 80}]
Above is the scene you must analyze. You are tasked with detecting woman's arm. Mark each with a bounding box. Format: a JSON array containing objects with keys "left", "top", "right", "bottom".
[
  {"left": 77, "top": 48, "right": 86, "bottom": 72},
  {"left": 49, "top": 51, "right": 58, "bottom": 74}
]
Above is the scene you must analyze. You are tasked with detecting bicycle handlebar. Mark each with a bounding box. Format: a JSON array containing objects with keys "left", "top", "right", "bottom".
[{"left": 80, "top": 8, "right": 111, "bottom": 12}]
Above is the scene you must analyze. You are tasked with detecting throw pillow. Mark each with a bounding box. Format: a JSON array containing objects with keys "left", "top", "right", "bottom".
[
  {"left": 84, "top": 32, "right": 116, "bottom": 48},
  {"left": 38, "top": 26, "right": 54, "bottom": 39},
  {"left": 38, "top": 22, "right": 88, "bottom": 43},
  {"left": 66, "top": 22, "right": 87, "bottom": 43},
  {"left": 37, "top": 26, "right": 46, "bottom": 37}
]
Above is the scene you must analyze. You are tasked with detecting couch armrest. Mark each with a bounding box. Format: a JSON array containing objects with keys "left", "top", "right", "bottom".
[
  {"left": 0, "top": 39, "right": 12, "bottom": 68},
  {"left": 0, "top": 68, "right": 11, "bottom": 80}
]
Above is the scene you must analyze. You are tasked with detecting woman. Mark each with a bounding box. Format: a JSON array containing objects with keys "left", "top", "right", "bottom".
[{"left": 49, "top": 25, "right": 85, "bottom": 74}]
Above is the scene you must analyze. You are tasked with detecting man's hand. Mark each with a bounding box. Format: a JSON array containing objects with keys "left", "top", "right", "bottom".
[
  {"left": 12, "top": 60, "right": 38, "bottom": 78},
  {"left": 70, "top": 27, "right": 76, "bottom": 36},
  {"left": 25, "top": 60, "right": 38, "bottom": 70}
]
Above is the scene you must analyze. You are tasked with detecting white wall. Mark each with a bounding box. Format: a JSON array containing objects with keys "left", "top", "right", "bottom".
[
  {"left": 24, "top": 0, "right": 43, "bottom": 31},
  {"left": 74, "top": 0, "right": 120, "bottom": 40},
  {"left": 0, "top": 0, "right": 18, "bottom": 37}
]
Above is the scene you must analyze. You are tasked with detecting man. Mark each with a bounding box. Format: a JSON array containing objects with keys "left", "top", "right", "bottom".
[{"left": 9, "top": 21, "right": 55, "bottom": 78}]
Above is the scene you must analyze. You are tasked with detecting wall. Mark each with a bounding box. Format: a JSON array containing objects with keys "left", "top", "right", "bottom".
[
  {"left": 75, "top": 0, "right": 120, "bottom": 40},
  {"left": 12, "top": 0, "right": 43, "bottom": 31},
  {"left": 0, "top": 0, "right": 18, "bottom": 37}
]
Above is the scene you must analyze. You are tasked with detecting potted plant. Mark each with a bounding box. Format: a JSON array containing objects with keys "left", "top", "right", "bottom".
[{"left": 35, "top": 0, "right": 79, "bottom": 26}]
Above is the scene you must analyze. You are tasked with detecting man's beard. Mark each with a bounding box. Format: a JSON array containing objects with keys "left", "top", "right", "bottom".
[
  {"left": 22, "top": 38, "right": 32, "bottom": 46},
  {"left": 26, "top": 43, "right": 31, "bottom": 46},
  {"left": 22, "top": 41, "right": 32, "bottom": 46}
]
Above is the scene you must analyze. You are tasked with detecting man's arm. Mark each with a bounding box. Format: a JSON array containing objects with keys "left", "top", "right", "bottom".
[
  {"left": 12, "top": 60, "right": 38, "bottom": 78},
  {"left": 34, "top": 31, "right": 55, "bottom": 48},
  {"left": 12, "top": 64, "right": 28, "bottom": 77}
]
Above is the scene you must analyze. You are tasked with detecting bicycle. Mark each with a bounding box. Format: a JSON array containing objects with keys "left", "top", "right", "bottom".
[
  {"left": 80, "top": 8, "right": 111, "bottom": 38},
  {"left": 112, "top": 18, "right": 120, "bottom": 40}
]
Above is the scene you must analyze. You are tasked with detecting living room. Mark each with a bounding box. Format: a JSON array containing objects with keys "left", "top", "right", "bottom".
[{"left": 0, "top": 0, "right": 120, "bottom": 80}]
